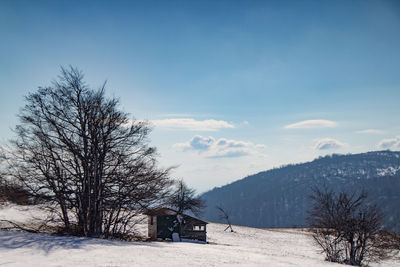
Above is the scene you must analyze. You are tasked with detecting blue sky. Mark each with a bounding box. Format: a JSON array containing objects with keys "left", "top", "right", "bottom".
[{"left": 1, "top": 0, "right": 400, "bottom": 192}]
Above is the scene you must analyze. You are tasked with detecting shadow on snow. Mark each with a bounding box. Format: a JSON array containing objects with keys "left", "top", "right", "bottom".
[{"left": 0, "top": 230, "right": 163, "bottom": 254}]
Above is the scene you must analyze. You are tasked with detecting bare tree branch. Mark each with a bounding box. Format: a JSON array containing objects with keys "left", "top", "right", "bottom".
[
  {"left": 2, "top": 66, "right": 173, "bottom": 238},
  {"left": 216, "top": 205, "right": 234, "bottom": 232}
]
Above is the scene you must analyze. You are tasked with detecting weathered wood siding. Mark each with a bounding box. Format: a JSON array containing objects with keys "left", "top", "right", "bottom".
[
  {"left": 181, "top": 217, "right": 207, "bottom": 242},
  {"left": 145, "top": 208, "right": 208, "bottom": 242},
  {"left": 148, "top": 215, "right": 157, "bottom": 240}
]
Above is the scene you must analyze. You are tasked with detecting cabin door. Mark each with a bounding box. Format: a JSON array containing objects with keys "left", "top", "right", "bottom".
[{"left": 157, "top": 215, "right": 180, "bottom": 239}]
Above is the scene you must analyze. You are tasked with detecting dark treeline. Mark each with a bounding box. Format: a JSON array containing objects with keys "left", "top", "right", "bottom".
[{"left": 201, "top": 151, "right": 400, "bottom": 233}]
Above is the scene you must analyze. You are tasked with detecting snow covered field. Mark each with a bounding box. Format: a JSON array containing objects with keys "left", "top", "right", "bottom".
[{"left": 0, "top": 204, "right": 399, "bottom": 266}]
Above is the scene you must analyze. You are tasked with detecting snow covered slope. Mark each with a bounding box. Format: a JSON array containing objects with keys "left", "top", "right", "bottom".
[
  {"left": 0, "top": 204, "right": 399, "bottom": 266},
  {"left": 202, "top": 151, "right": 400, "bottom": 231}
]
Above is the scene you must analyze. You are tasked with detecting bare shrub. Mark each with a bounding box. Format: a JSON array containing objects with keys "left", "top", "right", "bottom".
[
  {"left": 308, "top": 187, "right": 398, "bottom": 266},
  {"left": 0, "top": 182, "right": 32, "bottom": 205}
]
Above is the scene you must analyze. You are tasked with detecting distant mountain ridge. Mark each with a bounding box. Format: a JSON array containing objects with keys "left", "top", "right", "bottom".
[{"left": 201, "top": 150, "right": 400, "bottom": 232}]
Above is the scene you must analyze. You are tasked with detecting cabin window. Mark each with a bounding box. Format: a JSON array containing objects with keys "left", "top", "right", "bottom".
[
  {"left": 150, "top": 216, "right": 154, "bottom": 225},
  {"left": 193, "top": 225, "right": 204, "bottom": 231}
]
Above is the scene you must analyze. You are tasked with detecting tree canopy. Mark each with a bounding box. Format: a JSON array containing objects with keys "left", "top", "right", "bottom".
[{"left": 167, "top": 179, "right": 205, "bottom": 216}]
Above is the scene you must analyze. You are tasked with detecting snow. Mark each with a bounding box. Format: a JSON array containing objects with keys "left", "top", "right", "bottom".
[
  {"left": 0, "top": 203, "right": 40, "bottom": 223},
  {"left": 0, "top": 203, "right": 399, "bottom": 266},
  {"left": 377, "top": 166, "right": 400, "bottom": 176}
]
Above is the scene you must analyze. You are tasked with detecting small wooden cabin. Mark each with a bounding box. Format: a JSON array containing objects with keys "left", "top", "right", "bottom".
[{"left": 144, "top": 207, "right": 208, "bottom": 242}]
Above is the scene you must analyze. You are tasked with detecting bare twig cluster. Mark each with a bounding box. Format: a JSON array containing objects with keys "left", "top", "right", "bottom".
[
  {"left": 167, "top": 179, "right": 205, "bottom": 216},
  {"left": 308, "top": 187, "right": 398, "bottom": 266},
  {"left": 216, "top": 205, "right": 234, "bottom": 232}
]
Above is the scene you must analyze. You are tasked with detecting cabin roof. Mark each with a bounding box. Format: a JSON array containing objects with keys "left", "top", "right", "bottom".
[{"left": 144, "top": 207, "right": 208, "bottom": 224}]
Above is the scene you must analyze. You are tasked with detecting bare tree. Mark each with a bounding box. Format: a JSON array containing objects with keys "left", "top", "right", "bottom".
[
  {"left": 216, "top": 205, "right": 234, "bottom": 232},
  {"left": 167, "top": 179, "right": 205, "bottom": 216},
  {"left": 2, "top": 67, "right": 172, "bottom": 238},
  {"left": 308, "top": 187, "right": 397, "bottom": 266}
]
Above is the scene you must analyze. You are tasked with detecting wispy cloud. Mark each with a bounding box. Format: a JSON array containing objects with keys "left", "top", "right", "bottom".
[
  {"left": 150, "top": 118, "right": 235, "bottom": 131},
  {"left": 174, "top": 135, "right": 265, "bottom": 158},
  {"left": 314, "top": 138, "right": 346, "bottom": 150},
  {"left": 285, "top": 119, "right": 338, "bottom": 129},
  {"left": 356, "top": 129, "right": 384, "bottom": 134},
  {"left": 160, "top": 113, "right": 193, "bottom": 118},
  {"left": 377, "top": 136, "right": 400, "bottom": 150}
]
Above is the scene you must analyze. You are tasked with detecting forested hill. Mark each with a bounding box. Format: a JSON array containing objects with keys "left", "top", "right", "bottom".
[{"left": 201, "top": 151, "right": 400, "bottom": 232}]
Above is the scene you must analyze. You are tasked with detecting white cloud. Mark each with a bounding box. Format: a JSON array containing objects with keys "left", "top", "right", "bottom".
[
  {"left": 284, "top": 119, "right": 338, "bottom": 129},
  {"left": 174, "top": 135, "right": 265, "bottom": 158},
  {"left": 255, "top": 144, "right": 266, "bottom": 149},
  {"left": 314, "top": 138, "right": 346, "bottom": 150},
  {"left": 356, "top": 129, "right": 384, "bottom": 134},
  {"left": 377, "top": 136, "right": 400, "bottom": 150},
  {"left": 150, "top": 118, "right": 235, "bottom": 131},
  {"left": 185, "top": 135, "right": 215, "bottom": 150}
]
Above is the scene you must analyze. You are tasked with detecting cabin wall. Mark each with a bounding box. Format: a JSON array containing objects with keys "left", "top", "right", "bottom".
[
  {"left": 181, "top": 229, "right": 207, "bottom": 242},
  {"left": 146, "top": 209, "right": 208, "bottom": 242},
  {"left": 181, "top": 219, "right": 207, "bottom": 242},
  {"left": 148, "top": 215, "right": 157, "bottom": 240}
]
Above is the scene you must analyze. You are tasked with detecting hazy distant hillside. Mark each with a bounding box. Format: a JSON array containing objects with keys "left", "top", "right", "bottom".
[{"left": 201, "top": 151, "right": 400, "bottom": 232}]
